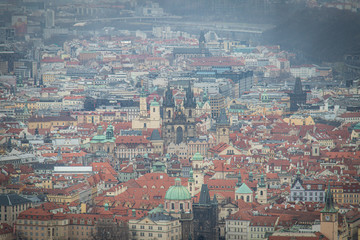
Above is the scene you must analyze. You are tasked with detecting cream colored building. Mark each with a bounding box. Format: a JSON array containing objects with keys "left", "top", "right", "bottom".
[
  {"left": 283, "top": 115, "right": 315, "bottom": 126},
  {"left": 0, "top": 194, "right": 32, "bottom": 226},
  {"left": 129, "top": 204, "right": 181, "bottom": 240},
  {"left": 132, "top": 94, "right": 161, "bottom": 130}
]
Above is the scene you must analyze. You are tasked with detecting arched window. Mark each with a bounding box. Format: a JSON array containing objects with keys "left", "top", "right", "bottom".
[
  {"left": 171, "top": 203, "right": 175, "bottom": 210},
  {"left": 260, "top": 191, "right": 263, "bottom": 196},
  {"left": 180, "top": 203, "right": 183, "bottom": 210},
  {"left": 153, "top": 108, "right": 155, "bottom": 112},
  {"left": 189, "top": 109, "right": 192, "bottom": 117},
  {"left": 246, "top": 196, "right": 250, "bottom": 202},
  {"left": 168, "top": 110, "right": 171, "bottom": 118}
]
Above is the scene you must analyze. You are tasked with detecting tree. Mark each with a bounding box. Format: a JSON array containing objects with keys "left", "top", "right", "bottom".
[{"left": 91, "top": 219, "right": 129, "bottom": 240}]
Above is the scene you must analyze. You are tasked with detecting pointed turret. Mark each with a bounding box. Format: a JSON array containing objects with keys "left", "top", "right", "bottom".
[
  {"left": 294, "top": 77, "right": 304, "bottom": 94},
  {"left": 216, "top": 108, "right": 230, "bottom": 144},
  {"left": 164, "top": 83, "right": 175, "bottom": 108},
  {"left": 184, "top": 82, "right": 196, "bottom": 108},
  {"left": 258, "top": 174, "right": 266, "bottom": 188},
  {"left": 199, "top": 31, "right": 206, "bottom": 49},
  {"left": 249, "top": 171, "right": 253, "bottom": 182},
  {"left": 212, "top": 194, "right": 218, "bottom": 204},
  {"left": 199, "top": 184, "right": 211, "bottom": 205},
  {"left": 7, "top": 137, "right": 12, "bottom": 152},
  {"left": 321, "top": 183, "right": 337, "bottom": 213},
  {"left": 217, "top": 108, "right": 229, "bottom": 126},
  {"left": 236, "top": 171, "right": 242, "bottom": 187}
]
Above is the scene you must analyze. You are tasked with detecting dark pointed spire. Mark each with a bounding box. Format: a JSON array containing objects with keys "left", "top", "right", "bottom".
[
  {"left": 321, "top": 182, "right": 337, "bottom": 213},
  {"left": 249, "top": 171, "right": 253, "bottom": 182},
  {"left": 236, "top": 171, "right": 242, "bottom": 187},
  {"left": 199, "top": 31, "right": 206, "bottom": 48},
  {"left": 293, "top": 77, "right": 304, "bottom": 94},
  {"left": 7, "top": 137, "right": 12, "bottom": 152},
  {"left": 199, "top": 184, "right": 211, "bottom": 205},
  {"left": 213, "top": 193, "right": 218, "bottom": 204},
  {"left": 164, "top": 83, "right": 175, "bottom": 107},
  {"left": 217, "top": 108, "right": 229, "bottom": 126},
  {"left": 258, "top": 174, "right": 266, "bottom": 188},
  {"left": 184, "top": 81, "right": 196, "bottom": 108}
]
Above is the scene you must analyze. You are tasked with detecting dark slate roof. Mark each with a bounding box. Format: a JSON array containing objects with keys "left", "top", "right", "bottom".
[
  {"left": 32, "top": 163, "right": 56, "bottom": 170},
  {"left": 146, "top": 213, "right": 176, "bottom": 221},
  {"left": 198, "top": 184, "right": 211, "bottom": 205},
  {"left": 217, "top": 108, "right": 229, "bottom": 126},
  {"left": 0, "top": 194, "right": 31, "bottom": 206},
  {"left": 149, "top": 129, "right": 162, "bottom": 141}
]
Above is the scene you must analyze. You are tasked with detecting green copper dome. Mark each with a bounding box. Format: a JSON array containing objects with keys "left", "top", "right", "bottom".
[
  {"left": 165, "top": 178, "right": 191, "bottom": 201},
  {"left": 150, "top": 97, "right": 159, "bottom": 107},
  {"left": 192, "top": 152, "right": 203, "bottom": 161}
]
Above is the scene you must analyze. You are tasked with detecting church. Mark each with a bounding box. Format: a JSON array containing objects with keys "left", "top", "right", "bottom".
[
  {"left": 162, "top": 83, "right": 197, "bottom": 147},
  {"left": 132, "top": 88, "right": 161, "bottom": 130}
]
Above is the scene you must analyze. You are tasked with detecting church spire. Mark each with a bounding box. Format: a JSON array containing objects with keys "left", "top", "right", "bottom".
[
  {"left": 321, "top": 183, "right": 337, "bottom": 213},
  {"left": 199, "top": 184, "right": 211, "bottom": 205},
  {"left": 217, "top": 108, "right": 229, "bottom": 126},
  {"left": 164, "top": 83, "right": 175, "bottom": 107},
  {"left": 236, "top": 171, "right": 242, "bottom": 187},
  {"left": 258, "top": 174, "right": 266, "bottom": 188},
  {"left": 184, "top": 81, "right": 196, "bottom": 108}
]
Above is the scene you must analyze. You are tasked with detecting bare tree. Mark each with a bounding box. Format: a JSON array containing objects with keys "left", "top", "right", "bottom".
[{"left": 91, "top": 219, "right": 129, "bottom": 240}]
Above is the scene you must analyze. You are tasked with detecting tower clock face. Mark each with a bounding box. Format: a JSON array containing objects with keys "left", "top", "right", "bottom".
[{"left": 325, "top": 215, "right": 330, "bottom": 221}]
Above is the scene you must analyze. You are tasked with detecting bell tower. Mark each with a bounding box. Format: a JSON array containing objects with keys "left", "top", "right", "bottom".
[
  {"left": 257, "top": 174, "right": 267, "bottom": 204},
  {"left": 320, "top": 183, "right": 338, "bottom": 240},
  {"left": 216, "top": 108, "right": 230, "bottom": 145},
  {"left": 139, "top": 87, "right": 148, "bottom": 118}
]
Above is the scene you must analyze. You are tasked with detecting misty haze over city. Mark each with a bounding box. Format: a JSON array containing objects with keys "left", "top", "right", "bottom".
[{"left": 0, "top": 0, "right": 360, "bottom": 240}]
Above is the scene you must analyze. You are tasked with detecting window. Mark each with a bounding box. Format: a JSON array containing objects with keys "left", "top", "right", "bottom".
[{"left": 158, "top": 234, "right": 163, "bottom": 237}]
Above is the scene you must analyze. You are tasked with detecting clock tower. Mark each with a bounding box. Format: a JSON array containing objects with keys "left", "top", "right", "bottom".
[{"left": 320, "top": 183, "right": 338, "bottom": 240}]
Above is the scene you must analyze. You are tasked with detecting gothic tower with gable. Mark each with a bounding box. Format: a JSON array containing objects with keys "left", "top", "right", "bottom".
[{"left": 162, "top": 83, "right": 197, "bottom": 147}]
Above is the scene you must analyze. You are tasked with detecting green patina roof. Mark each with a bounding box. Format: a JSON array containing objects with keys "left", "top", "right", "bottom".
[
  {"left": 150, "top": 97, "right": 159, "bottom": 107},
  {"left": 192, "top": 152, "right": 203, "bottom": 161},
  {"left": 235, "top": 183, "right": 253, "bottom": 194},
  {"left": 353, "top": 122, "right": 360, "bottom": 130},
  {"left": 148, "top": 204, "right": 167, "bottom": 214},
  {"left": 165, "top": 178, "right": 191, "bottom": 201},
  {"left": 153, "top": 161, "right": 165, "bottom": 166},
  {"left": 90, "top": 134, "right": 106, "bottom": 143}
]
